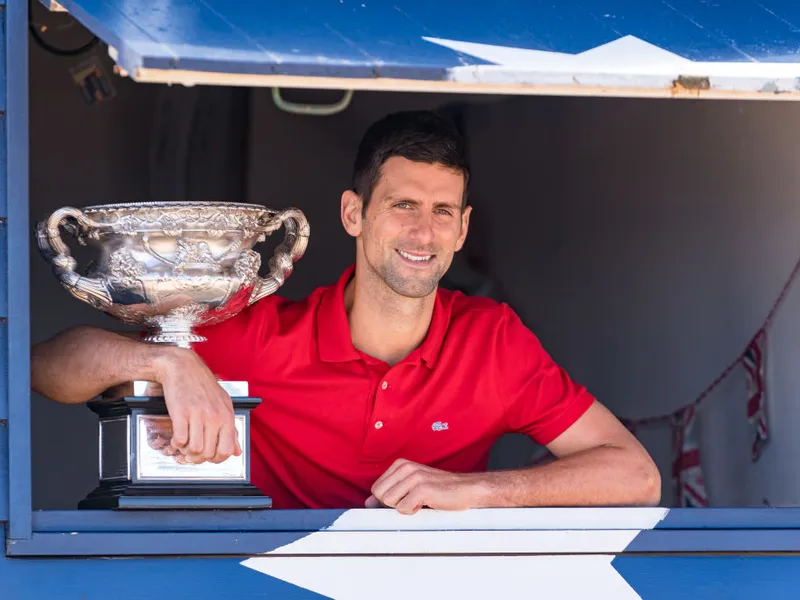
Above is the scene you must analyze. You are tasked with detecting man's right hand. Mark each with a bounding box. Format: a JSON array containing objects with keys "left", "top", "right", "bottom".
[
  {"left": 31, "top": 326, "right": 242, "bottom": 466},
  {"left": 154, "top": 348, "right": 242, "bottom": 465}
]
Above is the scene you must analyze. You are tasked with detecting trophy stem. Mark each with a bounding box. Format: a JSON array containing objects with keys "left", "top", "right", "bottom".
[{"left": 142, "top": 325, "right": 206, "bottom": 349}]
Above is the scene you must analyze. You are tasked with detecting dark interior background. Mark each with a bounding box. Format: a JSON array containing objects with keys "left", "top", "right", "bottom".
[{"left": 28, "top": 9, "right": 800, "bottom": 510}]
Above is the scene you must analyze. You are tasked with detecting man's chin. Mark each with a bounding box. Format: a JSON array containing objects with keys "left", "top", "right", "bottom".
[{"left": 384, "top": 270, "right": 441, "bottom": 299}]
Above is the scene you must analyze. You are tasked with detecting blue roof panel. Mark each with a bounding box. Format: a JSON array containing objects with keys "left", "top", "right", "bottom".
[{"left": 45, "top": 0, "right": 800, "bottom": 97}]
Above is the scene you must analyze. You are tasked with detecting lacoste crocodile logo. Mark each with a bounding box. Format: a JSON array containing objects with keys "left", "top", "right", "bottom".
[{"left": 431, "top": 421, "right": 449, "bottom": 432}]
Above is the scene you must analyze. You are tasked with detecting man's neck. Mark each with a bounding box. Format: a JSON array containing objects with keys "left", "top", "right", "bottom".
[{"left": 344, "top": 267, "right": 436, "bottom": 366}]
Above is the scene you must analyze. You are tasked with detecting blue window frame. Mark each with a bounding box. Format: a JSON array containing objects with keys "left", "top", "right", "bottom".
[
  {"left": 0, "top": 0, "right": 8, "bottom": 530},
  {"left": 6, "top": 0, "right": 800, "bottom": 571},
  {"left": 5, "top": 0, "right": 32, "bottom": 541}
]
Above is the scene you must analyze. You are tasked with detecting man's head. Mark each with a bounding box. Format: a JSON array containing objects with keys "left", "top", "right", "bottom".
[{"left": 341, "top": 110, "right": 472, "bottom": 299}]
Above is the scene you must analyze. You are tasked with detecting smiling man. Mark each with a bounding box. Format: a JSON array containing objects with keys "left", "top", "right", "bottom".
[{"left": 32, "top": 110, "right": 660, "bottom": 512}]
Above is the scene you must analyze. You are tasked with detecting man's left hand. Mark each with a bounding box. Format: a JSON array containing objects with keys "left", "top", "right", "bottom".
[{"left": 366, "top": 459, "right": 488, "bottom": 514}]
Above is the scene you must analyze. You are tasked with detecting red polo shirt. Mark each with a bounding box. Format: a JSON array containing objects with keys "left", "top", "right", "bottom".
[{"left": 194, "top": 265, "right": 594, "bottom": 509}]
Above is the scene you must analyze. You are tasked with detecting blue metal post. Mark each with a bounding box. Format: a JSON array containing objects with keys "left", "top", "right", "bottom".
[
  {"left": 0, "top": 0, "right": 8, "bottom": 525},
  {"left": 5, "top": 0, "right": 32, "bottom": 539}
]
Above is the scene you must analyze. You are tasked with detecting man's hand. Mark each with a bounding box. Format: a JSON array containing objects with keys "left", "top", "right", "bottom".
[
  {"left": 366, "top": 459, "right": 488, "bottom": 515},
  {"left": 31, "top": 325, "right": 242, "bottom": 466},
  {"left": 154, "top": 347, "right": 242, "bottom": 465}
]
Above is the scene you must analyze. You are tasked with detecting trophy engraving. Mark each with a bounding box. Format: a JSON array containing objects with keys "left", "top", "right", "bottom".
[{"left": 36, "top": 201, "right": 310, "bottom": 509}]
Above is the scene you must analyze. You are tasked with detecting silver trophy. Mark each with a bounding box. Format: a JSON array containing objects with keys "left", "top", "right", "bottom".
[{"left": 36, "top": 201, "right": 309, "bottom": 509}]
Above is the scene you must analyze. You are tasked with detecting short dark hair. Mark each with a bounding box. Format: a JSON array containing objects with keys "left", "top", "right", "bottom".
[{"left": 352, "top": 110, "right": 469, "bottom": 213}]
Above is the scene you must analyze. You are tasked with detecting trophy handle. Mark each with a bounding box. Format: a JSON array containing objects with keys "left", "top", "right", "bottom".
[
  {"left": 249, "top": 208, "right": 310, "bottom": 305},
  {"left": 36, "top": 207, "right": 113, "bottom": 309}
]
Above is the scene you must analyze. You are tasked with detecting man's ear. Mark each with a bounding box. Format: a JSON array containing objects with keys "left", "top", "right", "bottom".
[
  {"left": 455, "top": 205, "right": 472, "bottom": 252},
  {"left": 341, "top": 190, "right": 363, "bottom": 238}
]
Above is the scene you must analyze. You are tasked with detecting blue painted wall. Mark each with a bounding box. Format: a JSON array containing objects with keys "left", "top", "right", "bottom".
[{"left": 0, "top": 0, "right": 10, "bottom": 525}]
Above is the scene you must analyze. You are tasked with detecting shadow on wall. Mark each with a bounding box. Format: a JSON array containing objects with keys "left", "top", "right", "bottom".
[{"left": 459, "top": 94, "right": 800, "bottom": 508}]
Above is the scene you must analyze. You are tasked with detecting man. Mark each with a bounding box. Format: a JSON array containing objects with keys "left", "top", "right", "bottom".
[{"left": 32, "top": 110, "right": 660, "bottom": 513}]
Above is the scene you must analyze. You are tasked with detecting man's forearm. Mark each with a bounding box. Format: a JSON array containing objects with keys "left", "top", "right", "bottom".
[
  {"left": 472, "top": 445, "right": 661, "bottom": 508},
  {"left": 32, "top": 325, "right": 173, "bottom": 404}
]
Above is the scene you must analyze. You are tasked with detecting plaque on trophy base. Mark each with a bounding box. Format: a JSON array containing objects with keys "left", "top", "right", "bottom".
[
  {"left": 78, "top": 381, "right": 270, "bottom": 510},
  {"left": 35, "top": 201, "right": 309, "bottom": 510}
]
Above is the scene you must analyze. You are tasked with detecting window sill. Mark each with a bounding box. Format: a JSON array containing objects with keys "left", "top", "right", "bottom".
[{"left": 7, "top": 507, "right": 800, "bottom": 556}]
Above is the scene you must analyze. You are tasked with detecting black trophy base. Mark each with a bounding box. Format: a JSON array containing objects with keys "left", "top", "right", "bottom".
[
  {"left": 83, "top": 393, "right": 271, "bottom": 510},
  {"left": 79, "top": 482, "right": 273, "bottom": 510}
]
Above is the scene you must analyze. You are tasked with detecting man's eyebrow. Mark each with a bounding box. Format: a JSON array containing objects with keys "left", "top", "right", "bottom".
[
  {"left": 383, "top": 194, "right": 417, "bottom": 202},
  {"left": 435, "top": 200, "right": 462, "bottom": 209}
]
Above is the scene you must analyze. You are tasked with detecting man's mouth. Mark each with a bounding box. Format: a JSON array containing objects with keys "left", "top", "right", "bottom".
[{"left": 396, "top": 249, "right": 434, "bottom": 263}]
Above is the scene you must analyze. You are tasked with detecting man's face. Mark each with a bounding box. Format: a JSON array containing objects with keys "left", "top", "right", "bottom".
[{"left": 342, "top": 156, "right": 471, "bottom": 298}]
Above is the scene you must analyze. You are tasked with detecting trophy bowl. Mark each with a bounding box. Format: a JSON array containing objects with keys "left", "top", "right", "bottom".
[
  {"left": 36, "top": 201, "right": 309, "bottom": 347},
  {"left": 35, "top": 201, "right": 309, "bottom": 510}
]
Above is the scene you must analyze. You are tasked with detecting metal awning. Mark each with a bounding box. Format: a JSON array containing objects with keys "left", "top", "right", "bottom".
[{"left": 43, "top": 0, "right": 800, "bottom": 99}]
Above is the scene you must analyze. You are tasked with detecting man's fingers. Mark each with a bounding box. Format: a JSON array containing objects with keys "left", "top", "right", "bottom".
[
  {"left": 364, "top": 494, "right": 383, "bottom": 508},
  {"left": 170, "top": 411, "right": 189, "bottom": 450},
  {"left": 371, "top": 459, "right": 419, "bottom": 498},
  {"left": 373, "top": 464, "right": 428, "bottom": 505},
  {"left": 203, "top": 415, "right": 222, "bottom": 462},
  {"left": 185, "top": 412, "right": 205, "bottom": 458},
  {"left": 370, "top": 471, "right": 403, "bottom": 504},
  {"left": 234, "top": 426, "right": 243, "bottom": 457},
  {"left": 213, "top": 420, "right": 237, "bottom": 464},
  {"left": 395, "top": 487, "right": 427, "bottom": 515},
  {"left": 159, "top": 361, "right": 237, "bottom": 466},
  {"left": 376, "top": 471, "right": 423, "bottom": 508},
  {"left": 372, "top": 458, "right": 408, "bottom": 487}
]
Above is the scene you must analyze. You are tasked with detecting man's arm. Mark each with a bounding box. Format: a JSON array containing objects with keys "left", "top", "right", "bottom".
[
  {"left": 367, "top": 401, "right": 661, "bottom": 514},
  {"left": 367, "top": 305, "right": 661, "bottom": 514},
  {"left": 33, "top": 325, "right": 168, "bottom": 404},
  {"left": 32, "top": 325, "right": 240, "bottom": 464},
  {"left": 479, "top": 400, "right": 659, "bottom": 507}
]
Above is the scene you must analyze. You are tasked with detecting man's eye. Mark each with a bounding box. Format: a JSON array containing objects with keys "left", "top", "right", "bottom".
[
  {"left": 435, "top": 209, "right": 453, "bottom": 216},
  {"left": 395, "top": 202, "right": 411, "bottom": 209}
]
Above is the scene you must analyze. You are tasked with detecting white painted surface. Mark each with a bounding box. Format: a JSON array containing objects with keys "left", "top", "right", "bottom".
[
  {"left": 426, "top": 35, "right": 692, "bottom": 72},
  {"left": 240, "top": 555, "right": 641, "bottom": 600},
  {"left": 428, "top": 35, "right": 800, "bottom": 93},
  {"left": 323, "top": 507, "right": 669, "bottom": 531},
  {"left": 257, "top": 530, "right": 643, "bottom": 556}
]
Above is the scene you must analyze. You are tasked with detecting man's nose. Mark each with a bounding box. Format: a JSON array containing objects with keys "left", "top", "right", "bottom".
[{"left": 407, "top": 212, "right": 435, "bottom": 245}]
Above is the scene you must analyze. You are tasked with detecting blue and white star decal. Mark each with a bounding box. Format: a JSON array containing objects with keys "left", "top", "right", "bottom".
[
  {"left": 235, "top": 507, "right": 800, "bottom": 599},
  {"left": 5, "top": 508, "right": 800, "bottom": 597},
  {"left": 424, "top": 35, "right": 800, "bottom": 94},
  {"left": 239, "top": 508, "right": 668, "bottom": 599},
  {"left": 40, "top": 0, "right": 800, "bottom": 94}
]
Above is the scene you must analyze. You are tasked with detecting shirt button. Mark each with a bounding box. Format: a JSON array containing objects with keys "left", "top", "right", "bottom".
[
  {"left": 381, "top": 381, "right": 388, "bottom": 390},
  {"left": 374, "top": 421, "right": 384, "bottom": 429}
]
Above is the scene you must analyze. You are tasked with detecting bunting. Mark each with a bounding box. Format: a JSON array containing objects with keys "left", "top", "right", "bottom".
[
  {"left": 527, "top": 254, "right": 800, "bottom": 506},
  {"left": 743, "top": 329, "right": 769, "bottom": 461},
  {"left": 671, "top": 406, "right": 708, "bottom": 508}
]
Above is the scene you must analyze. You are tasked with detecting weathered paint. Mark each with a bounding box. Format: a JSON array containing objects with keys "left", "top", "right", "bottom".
[
  {"left": 29, "top": 506, "right": 800, "bottom": 531},
  {"left": 6, "top": 509, "right": 800, "bottom": 598},
  {"left": 36, "top": 0, "right": 800, "bottom": 97},
  {"left": 3, "top": 550, "right": 800, "bottom": 598},
  {"left": 7, "top": 507, "right": 800, "bottom": 557}
]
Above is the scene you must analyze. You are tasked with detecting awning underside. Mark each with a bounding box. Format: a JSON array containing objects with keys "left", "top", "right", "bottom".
[{"left": 43, "top": 0, "right": 800, "bottom": 99}]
